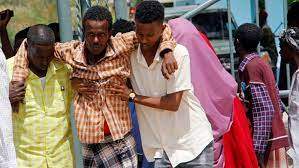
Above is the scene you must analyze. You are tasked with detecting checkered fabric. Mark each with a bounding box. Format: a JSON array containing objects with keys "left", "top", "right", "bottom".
[
  {"left": 249, "top": 83, "right": 274, "bottom": 153},
  {"left": 239, "top": 53, "right": 275, "bottom": 154},
  {"left": 11, "top": 25, "right": 175, "bottom": 144},
  {"left": 82, "top": 133, "right": 137, "bottom": 168}
]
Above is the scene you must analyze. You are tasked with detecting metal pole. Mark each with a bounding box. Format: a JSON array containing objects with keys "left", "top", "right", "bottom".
[
  {"left": 81, "top": 0, "right": 91, "bottom": 17},
  {"left": 57, "top": 0, "right": 73, "bottom": 42},
  {"left": 57, "top": 2, "right": 81, "bottom": 167},
  {"left": 255, "top": 0, "right": 261, "bottom": 53},
  {"left": 115, "top": 0, "right": 129, "bottom": 20},
  {"left": 282, "top": 0, "right": 291, "bottom": 89},
  {"left": 227, "top": 0, "right": 235, "bottom": 78},
  {"left": 181, "top": 0, "right": 220, "bottom": 19}
]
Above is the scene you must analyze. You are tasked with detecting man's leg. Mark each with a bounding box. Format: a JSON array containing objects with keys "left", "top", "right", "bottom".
[
  {"left": 82, "top": 133, "right": 137, "bottom": 168},
  {"left": 177, "top": 141, "right": 214, "bottom": 168},
  {"left": 154, "top": 151, "right": 173, "bottom": 168}
]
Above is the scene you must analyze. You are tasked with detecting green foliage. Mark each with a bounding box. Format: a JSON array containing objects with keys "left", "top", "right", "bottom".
[{"left": 0, "top": 0, "right": 57, "bottom": 44}]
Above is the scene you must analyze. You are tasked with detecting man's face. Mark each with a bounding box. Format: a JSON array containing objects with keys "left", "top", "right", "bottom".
[
  {"left": 84, "top": 20, "right": 111, "bottom": 55},
  {"left": 28, "top": 43, "right": 54, "bottom": 71},
  {"left": 135, "top": 20, "right": 164, "bottom": 49},
  {"left": 279, "top": 41, "right": 295, "bottom": 63}
]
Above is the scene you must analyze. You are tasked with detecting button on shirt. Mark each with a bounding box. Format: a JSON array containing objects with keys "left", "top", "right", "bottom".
[
  {"left": 130, "top": 44, "right": 213, "bottom": 167},
  {"left": 7, "top": 57, "right": 75, "bottom": 168}
]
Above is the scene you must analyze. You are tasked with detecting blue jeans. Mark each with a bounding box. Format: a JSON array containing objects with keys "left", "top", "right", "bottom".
[{"left": 154, "top": 141, "right": 214, "bottom": 168}]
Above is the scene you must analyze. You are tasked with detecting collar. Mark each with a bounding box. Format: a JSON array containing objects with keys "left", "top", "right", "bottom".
[
  {"left": 238, "top": 52, "right": 259, "bottom": 72},
  {"left": 136, "top": 45, "right": 161, "bottom": 68},
  {"left": 73, "top": 41, "right": 116, "bottom": 66},
  {"left": 28, "top": 60, "right": 64, "bottom": 80}
]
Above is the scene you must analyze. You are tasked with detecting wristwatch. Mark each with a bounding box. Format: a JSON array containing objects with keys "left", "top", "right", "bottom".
[{"left": 129, "top": 92, "right": 136, "bottom": 102}]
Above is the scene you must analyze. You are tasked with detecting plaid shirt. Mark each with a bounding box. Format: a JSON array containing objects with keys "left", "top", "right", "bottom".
[
  {"left": 11, "top": 26, "right": 175, "bottom": 144},
  {"left": 239, "top": 53, "right": 274, "bottom": 154}
]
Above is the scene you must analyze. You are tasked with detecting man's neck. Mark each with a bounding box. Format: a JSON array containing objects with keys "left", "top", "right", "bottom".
[
  {"left": 29, "top": 64, "right": 47, "bottom": 78},
  {"left": 86, "top": 48, "right": 106, "bottom": 65},
  {"left": 140, "top": 43, "right": 159, "bottom": 67}
]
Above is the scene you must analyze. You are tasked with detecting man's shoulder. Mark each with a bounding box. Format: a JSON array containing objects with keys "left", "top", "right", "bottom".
[
  {"left": 246, "top": 57, "right": 270, "bottom": 71},
  {"left": 173, "top": 44, "right": 189, "bottom": 62}
]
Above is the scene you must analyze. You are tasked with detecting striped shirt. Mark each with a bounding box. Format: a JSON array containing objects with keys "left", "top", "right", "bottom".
[
  {"left": 11, "top": 26, "right": 175, "bottom": 144},
  {"left": 7, "top": 57, "right": 74, "bottom": 168}
]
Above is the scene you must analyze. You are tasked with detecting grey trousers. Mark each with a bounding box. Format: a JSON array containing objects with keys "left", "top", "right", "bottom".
[{"left": 154, "top": 141, "right": 214, "bottom": 168}]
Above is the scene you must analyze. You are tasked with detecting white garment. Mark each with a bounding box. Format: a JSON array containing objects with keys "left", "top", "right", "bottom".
[
  {"left": 130, "top": 44, "right": 213, "bottom": 167},
  {"left": 0, "top": 49, "right": 17, "bottom": 168},
  {"left": 288, "top": 69, "right": 299, "bottom": 166}
]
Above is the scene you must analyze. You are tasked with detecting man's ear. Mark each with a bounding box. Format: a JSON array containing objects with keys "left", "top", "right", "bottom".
[
  {"left": 162, "top": 24, "right": 166, "bottom": 31},
  {"left": 108, "top": 30, "right": 112, "bottom": 37}
]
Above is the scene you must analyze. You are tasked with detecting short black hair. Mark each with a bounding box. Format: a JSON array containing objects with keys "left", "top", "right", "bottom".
[
  {"left": 112, "top": 19, "right": 135, "bottom": 36},
  {"left": 82, "top": 6, "right": 112, "bottom": 31},
  {"left": 135, "top": 1, "right": 164, "bottom": 23},
  {"left": 235, "top": 23, "right": 262, "bottom": 52},
  {"left": 27, "top": 24, "right": 55, "bottom": 45},
  {"left": 287, "top": 2, "right": 299, "bottom": 27}
]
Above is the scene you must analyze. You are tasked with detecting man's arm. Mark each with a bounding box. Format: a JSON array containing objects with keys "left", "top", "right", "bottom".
[
  {"left": 249, "top": 82, "right": 274, "bottom": 166},
  {"left": 119, "top": 24, "right": 178, "bottom": 78},
  {"left": 107, "top": 82, "right": 184, "bottom": 111},
  {"left": 0, "top": 9, "right": 14, "bottom": 59},
  {"left": 54, "top": 40, "right": 81, "bottom": 62},
  {"left": 108, "top": 47, "right": 191, "bottom": 112}
]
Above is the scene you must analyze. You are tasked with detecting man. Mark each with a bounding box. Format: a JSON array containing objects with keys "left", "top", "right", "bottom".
[
  {"left": 279, "top": 2, "right": 299, "bottom": 91},
  {"left": 48, "top": 22, "right": 60, "bottom": 42},
  {"left": 0, "top": 48, "right": 17, "bottom": 168},
  {"left": 13, "top": 27, "right": 30, "bottom": 54},
  {"left": 108, "top": 1, "right": 214, "bottom": 167},
  {"left": 259, "top": 9, "right": 278, "bottom": 69},
  {"left": 279, "top": 27, "right": 299, "bottom": 167},
  {"left": 12, "top": 6, "right": 176, "bottom": 168},
  {"left": 112, "top": 18, "right": 152, "bottom": 168},
  {"left": 8, "top": 25, "right": 75, "bottom": 167},
  {"left": 112, "top": 19, "right": 135, "bottom": 36},
  {"left": 235, "top": 23, "right": 289, "bottom": 167}
]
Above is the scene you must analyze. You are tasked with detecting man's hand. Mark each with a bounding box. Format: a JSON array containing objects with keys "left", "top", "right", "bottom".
[
  {"left": 9, "top": 81, "right": 26, "bottom": 104},
  {"left": 0, "top": 9, "right": 12, "bottom": 32},
  {"left": 161, "top": 51, "right": 178, "bottom": 80},
  {"left": 9, "top": 81, "right": 26, "bottom": 113},
  {"left": 71, "top": 78, "right": 97, "bottom": 100},
  {"left": 106, "top": 83, "right": 131, "bottom": 101}
]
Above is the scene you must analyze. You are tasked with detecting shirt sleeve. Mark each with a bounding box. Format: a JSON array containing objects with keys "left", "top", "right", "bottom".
[
  {"left": 12, "top": 40, "right": 30, "bottom": 82},
  {"left": 166, "top": 46, "right": 192, "bottom": 94},
  {"left": 54, "top": 40, "right": 81, "bottom": 62},
  {"left": 119, "top": 24, "right": 176, "bottom": 58},
  {"left": 249, "top": 82, "right": 274, "bottom": 154}
]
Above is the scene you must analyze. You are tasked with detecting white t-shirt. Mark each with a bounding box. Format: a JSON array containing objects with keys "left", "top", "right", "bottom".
[
  {"left": 0, "top": 49, "right": 17, "bottom": 168},
  {"left": 40, "top": 77, "right": 46, "bottom": 90},
  {"left": 130, "top": 44, "right": 213, "bottom": 167}
]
